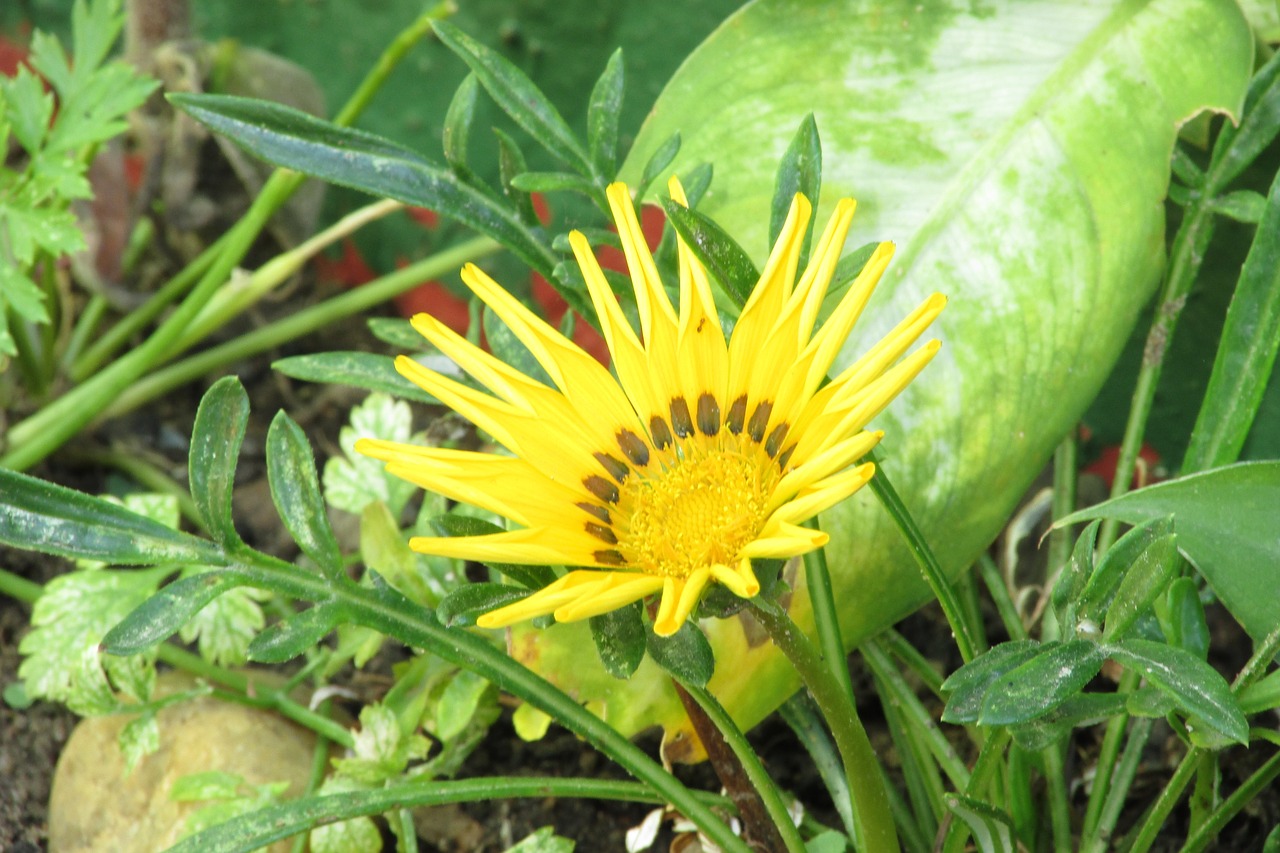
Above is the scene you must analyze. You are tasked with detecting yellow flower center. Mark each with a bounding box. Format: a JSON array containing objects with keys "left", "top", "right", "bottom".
[{"left": 615, "top": 442, "right": 774, "bottom": 579}]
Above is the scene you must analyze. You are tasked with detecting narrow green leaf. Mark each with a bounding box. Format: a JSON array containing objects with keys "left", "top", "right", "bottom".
[
  {"left": 429, "top": 514, "right": 557, "bottom": 590},
  {"left": 661, "top": 199, "right": 759, "bottom": 309},
  {"left": 483, "top": 305, "right": 552, "bottom": 387},
  {"left": 1208, "top": 189, "right": 1266, "bottom": 223},
  {"left": 1056, "top": 462, "right": 1280, "bottom": 641},
  {"left": 170, "top": 93, "right": 556, "bottom": 279},
  {"left": 437, "top": 583, "right": 529, "bottom": 628},
  {"left": 247, "top": 602, "right": 344, "bottom": 663},
  {"left": 1052, "top": 518, "right": 1100, "bottom": 632},
  {"left": 1185, "top": 168, "right": 1280, "bottom": 471},
  {"left": 770, "top": 113, "right": 821, "bottom": 262},
  {"left": 102, "top": 572, "right": 249, "bottom": 655},
  {"left": 189, "top": 377, "right": 248, "bottom": 547},
  {"left": 1102, "top": 531, "right": 1178, "bottom": 642},
  {"left": 1078, "top": 516, "right": 1174, "bottom": 627},
  {"left": 587, "top": 49, "right": 624, "bottom": 178},
  {"left": 509, "top": 171, "right": 599, "bottom": 199},
  {"left": 944, "top": 794, "right": 1017, "bottom": 853},
  {"left": 493, "top": 127, "right": 539, "bottom": 225},
  {"left": 0, "top": 468, "right": 225, "bottom": 566},
  {"left": 272, "top": 352, "right": 436, "bottom": 404},
  {"left": 589, "top": 601, "right": 646, "bottom": 679},
  {"left": 635, "top": 131, "right": 680, "bottom": 202},
  {"left": 940, "top": 640, "right": 1042, "bottom": 724},
  {"left": 266, "top": 412, "right": 343, "bottom": 578},
  {"left": 646, "top": 621, "right": 714, "bottom": 688},
  {"left": 1162, "top": 577, "right": 1209, "bottom": 660},
  {"left": 1105, "top": 638, "right": 1248, "bottom": 744},
  {"left": 366, "top": 318, "right": 429, "bottom": 351},
  {"left": 431, "top": 21, "right": 592, "bottom": 177},
  {"left": 1238, "top": 669, "right": 1280, "bottom": 716},
  {"left": 978, "top": 640, "right": 1106, "bottom": 726},
  {"left": 1208, "top": 48, "right": 1280, "bottom": 193},
  {"left": 442, "top": 73, "right": 479, "bottom": 175}
]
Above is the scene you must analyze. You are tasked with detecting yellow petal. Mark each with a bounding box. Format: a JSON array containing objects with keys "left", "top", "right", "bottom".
[{"left": 653, "top": 568, "right": 712, "bottom": 637}]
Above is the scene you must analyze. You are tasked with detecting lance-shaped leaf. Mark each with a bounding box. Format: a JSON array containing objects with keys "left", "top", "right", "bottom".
[
  {"left": 770, "top": 114, "right": 822, "bottom": 264},
  {"left": 248, "top": 602, "right": 346, "bottom": 664},
  {"left": 102, "top": 571, "right": 250, "bottom": 655},
  {"left": 431, "top": 21, "right": 594, "bottom": 179},
  {"left": 588, "top": 49, "right": 625, "bottom": 178},
  {"left": 267, "top": 412, "right": 343, "bottom": 578},
  {"left": 273, "top": 352, "right": 437, "bottom": 405},
  {"left": 0, "top": 467, "right": 225, "bottom": 566},
  {"left": 170, "top": 93, "right": 557, "bottom": 280},
  {"left": 510, "top": 0, "right": 1252, "bottom": 752},
  {"left": 189, "top": 376, "right": 249, "bottom": 547}
]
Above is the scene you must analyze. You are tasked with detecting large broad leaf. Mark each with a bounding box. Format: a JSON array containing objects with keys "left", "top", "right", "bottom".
[{"left": 512, "top": 0, "right": 1251, "bottom": 753}]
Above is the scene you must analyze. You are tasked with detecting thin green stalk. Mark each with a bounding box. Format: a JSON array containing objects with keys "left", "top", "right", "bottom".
[
  {"left": 1007, "top": 746, "right": 1037, "bottom": 848},
  {"left": 1047, "top": 433, "right": 1078, "bottom": 579},
  {"left": 801, "top": 518, "right": 853, "bottom": 697},
  {"left": 166, "top": 199, "right": 405, "bottom": 359},
  {"left": 940, "top": 728, "right": 1011, "bottom": 853},
  {"left": 862, "top": 639, "right": 969, "bottom": 789},
  {"left": 977, "top": 553, "right": 1026, "bottom": 641},
  {"left": 1040, "top": 743, "right": 1074, "bottom": 853},
  {"left": 1082, "top": 669, "right": 1141, "bottom": 839},
  {"left": 780, "top": 692, "right": 857, "bottom": 840},
  {"left": 954, "top": 568, "right": 988, "bottom": 655},
  {"left": 62, "top": 292, "right": 107, "bottom": 371},
  {"left": 750, "top": 599, "right": 900, "bottom": 852},
  {"left": 884, "top": 771, "right": 932, "bottom": 853},
  {"left": 679, "top": 680, "right": 807, "bottom": 853},
  {"left": 1083, "top": 717, "right": 1153, "bottom": 853},
  {"left": 1098, "top": 193, "right": 1216, "bottom": 552},
  {"left": 867, "top": 450, "right": 976, "bottom": 662},
  {"left": 101, "top": 236, "right": 498, "bottom": 420},
  {"left": 1187, "top": 750, "right": 1219, "bottom": 841},
  {"left": 1181, "top": 748, "right": 1280, "bottom": 853},
  {"left": 0, "top": 566, "right": 43, "bottom": 604},
  {"left": 168, "top": 776, "right": 733, "bottom": 853},
  {"left": 222, "top": 553, "right": 751, "bottom": 853},
  {"left": 879, "top": 628, "right": 946, "bottom": 697},
  {"left": 157, "top": 644, "right": 355, "bottom": 749}
]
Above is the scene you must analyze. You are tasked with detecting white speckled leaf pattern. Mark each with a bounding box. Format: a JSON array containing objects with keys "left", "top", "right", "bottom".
[{"left": 516, "top": 0, "right": 1252, "bottom": 751}]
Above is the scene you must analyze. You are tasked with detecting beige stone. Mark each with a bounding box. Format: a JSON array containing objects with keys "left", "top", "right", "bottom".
[{"left": 48, "top": 672, "right": 318, "bottom": 853}]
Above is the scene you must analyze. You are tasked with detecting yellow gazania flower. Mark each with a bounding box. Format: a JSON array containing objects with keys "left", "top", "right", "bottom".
[{"left": 358, "top": 178, "right": 944, "bottom": 637}]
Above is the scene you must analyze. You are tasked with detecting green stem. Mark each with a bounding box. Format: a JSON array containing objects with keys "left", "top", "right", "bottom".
[
  {"left": 977, "top": 553, "right": 1026, "bottom": 641},
  {"left": 167, "top": 776, "right": 733, "bottom": 853},
  {"left": 750, "top": 599, "right": 900, "bottom": 852},
  {"left": 156, "top": 644, "right": 355, "bottom": 749},
  {"left": 1082, "top": 669, "right": 1141, "bottom": 839},
  {"left": 940, "top": 728, "right": 1011, "bottom": 853},
  {"left": 1040, "top": 743, "right": 1074, "bottom": 853},
  {"left": 862, "top": 639, "right": 969, "bottom": 789},
  {"left": 100, "top": 236, "right": 497, "bottom": 421},
  {"left": 678, "top": 680, "right": 807, "bottom": 853},
  {"left": 1187, "top": 750, "right": 1218, "bottom": 840},
  {"left": 1180, "top": 748, "right": 1280, "bottom": 853},
  {"left": 223, "top": 554, "right": 750, "bottom": 853},
  {"left": 801, "top": 518, "right": 853, "bottom": 696},
  {"left": 62, "top": 293, "right": 107, "bottom": 372},
  {"left": 1047, "top": 432, "right": 1078, "bottom": 581},
  {"left": 1097, "top": 194, "right": 1216, "bottom": 552},
  {"left": 867, "top": 449, "right": 976, "bottom": 662},
  {"left": 1084, "top": 717, "right": 1153, "bottom": 853},
  {"left": 780, "top": 692, "right": 857, "bottom": 839},
  {"left": 0, "top": 566, "right": 43, "bottom": 605}
]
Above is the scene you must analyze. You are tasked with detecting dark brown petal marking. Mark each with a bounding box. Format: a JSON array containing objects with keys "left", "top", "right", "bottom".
[
  {"left": 576, "top": 501, "right": 612, "bottom": 524},
  {"left": 616, "top": 429, "right": 650, "bottom": 467},
  {"left": 593, "top": 549, "right": 627, "bottom": 566},
  {"left": 765, "top": 423, "right": 790, "bottom": 458},
  {"left": 726, "top": 395, "right": 748, "bottom": 434},
  {"left": 696, "top": 393, "right": 721, "bottom": 436},
  {"left": 649, "top": 416, "right": 673, "bottom": 450},
  {"left": 583, "top": 475, "right": 620, "bottom": 504},
  {"left": 670, "top": 397, "right": 694, "bottom": 438},
  {"left": 585, "top": 522, "right": 618, "bottom": 544},
  {"left": 593, "top": 451, "right": 631, "bottom": 484},
  {"left": 776, "top": 443, "right": 796, "bottom": 471},
  {"left": 747, "top": 401, "right": 774, "bottom": 442}
]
